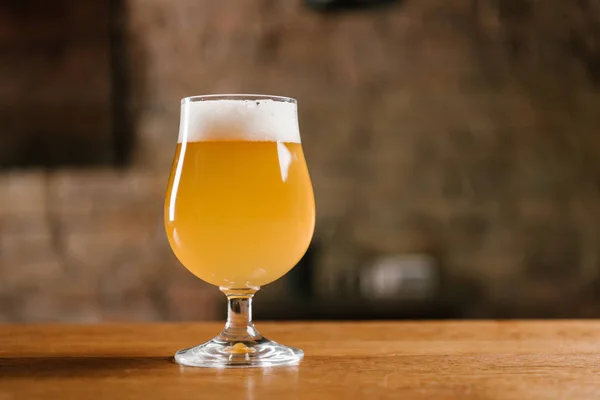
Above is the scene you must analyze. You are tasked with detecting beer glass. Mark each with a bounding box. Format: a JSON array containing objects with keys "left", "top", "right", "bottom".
[{"left": 164, "top": 94, "right": 315, "bottom": 367}]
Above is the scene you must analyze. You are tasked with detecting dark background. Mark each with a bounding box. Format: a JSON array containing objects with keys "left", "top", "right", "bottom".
[{"left": 1, "top": 0, "right": 600, "bottom": 322}]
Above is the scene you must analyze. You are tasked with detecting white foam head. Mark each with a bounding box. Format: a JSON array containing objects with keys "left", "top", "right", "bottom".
[{"left": 178, "top": 97, "right": 301, "bottom": 143}]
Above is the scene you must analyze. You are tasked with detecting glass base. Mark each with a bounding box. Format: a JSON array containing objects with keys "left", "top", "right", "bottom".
[{"left": 174, "top": 337, "right": 303, "bottom": 368}]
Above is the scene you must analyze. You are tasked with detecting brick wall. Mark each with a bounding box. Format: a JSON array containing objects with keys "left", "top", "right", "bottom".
[
  {"left": 0, "top": 170, "right": 216, "bottom": 321},
  {"left": 1, "top": 0, "right": 599, "bottom": 321}
]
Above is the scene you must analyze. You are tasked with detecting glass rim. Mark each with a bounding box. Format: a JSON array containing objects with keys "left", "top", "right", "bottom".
[{"left": 181, "top": 94, "right": 297, "bottom": 104}]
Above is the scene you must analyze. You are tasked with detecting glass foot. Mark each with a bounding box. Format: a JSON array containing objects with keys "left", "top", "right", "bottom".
[{"left": 174, "top": 337, "right": 303, "bottom": 368}]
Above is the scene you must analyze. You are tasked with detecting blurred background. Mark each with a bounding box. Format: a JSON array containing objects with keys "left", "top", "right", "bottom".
[{"left": 1, "top": 0, "right": 599, "bottom": 322}]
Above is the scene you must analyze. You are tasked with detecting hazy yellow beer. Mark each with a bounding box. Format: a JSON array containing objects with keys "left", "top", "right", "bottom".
[{"left": 165, "top": 98, "right": 315, "bottom": 288}]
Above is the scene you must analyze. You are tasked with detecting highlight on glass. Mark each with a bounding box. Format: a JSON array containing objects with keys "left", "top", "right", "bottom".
[{"left": 164, "top": 94, "right": 316, "bottom": 367}]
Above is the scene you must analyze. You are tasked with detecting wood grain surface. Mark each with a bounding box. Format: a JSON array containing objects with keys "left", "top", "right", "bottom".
[{"left": 1, "top": 321, "right": 600, "bottom": 399}]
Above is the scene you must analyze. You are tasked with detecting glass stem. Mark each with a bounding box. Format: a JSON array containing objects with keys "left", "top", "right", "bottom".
[{"left": 218, "top": 287, "right": 262, "bottom": 342}]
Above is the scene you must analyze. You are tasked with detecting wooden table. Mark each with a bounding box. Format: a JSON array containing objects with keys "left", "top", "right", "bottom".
[{"left": 1, "top": 321, "right": 600, "bottom": 399}]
